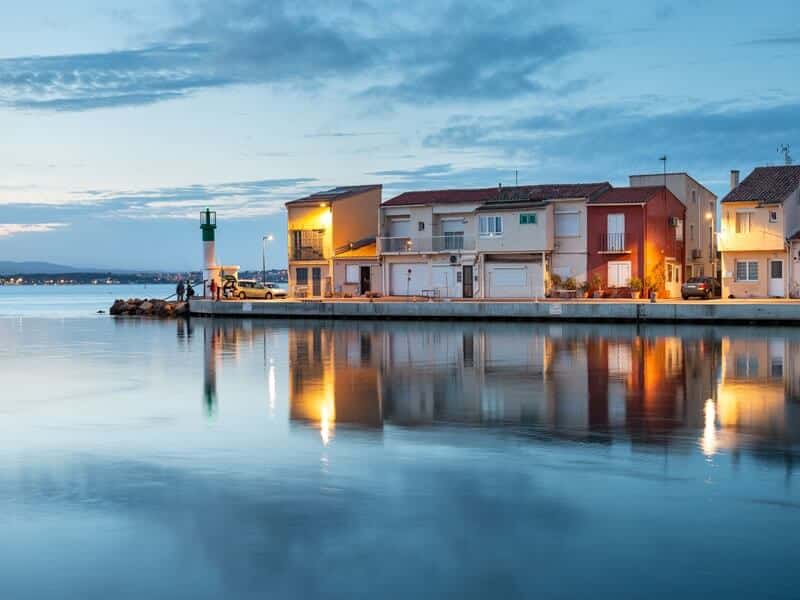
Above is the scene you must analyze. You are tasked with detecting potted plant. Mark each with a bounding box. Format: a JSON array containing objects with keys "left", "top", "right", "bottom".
[
  {"left": 549, "top": 273, "right": 562, "bottom": 297},
  {"left": 563, "top": 277, "right": 577, "bottom": 298},
  {"left": 590, "top": 274, "right": 604, "bottom": 298},
  {"left": 578, "top": 280, "right": 590, "bottom": 299},
  {"left": 629, "top": 276, "right": 643, "bottom": 300}
]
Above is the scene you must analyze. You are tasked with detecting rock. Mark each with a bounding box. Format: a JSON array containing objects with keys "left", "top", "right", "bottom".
[
  {"left": 174, "top": 302, "right": 189, "bottom": 317},
  {"left": 109, "top": 298, "right": 188, "bottom": 318},
  {"left": 139, "top": 301, "right": 154, "bottom": 313},
  {"left": 110, "top": 299, "right": 127, "bottom": 315}
]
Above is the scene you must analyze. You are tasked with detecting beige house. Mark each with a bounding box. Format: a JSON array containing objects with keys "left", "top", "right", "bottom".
[
  {"left": 719, "top": 166, "right": 800, "bottom": 298},
  {"left": 630, "top": 172, "right": 717, "bottom": 278},
  {"left": 377, "top": 183, "right": 610, "bottom": 299},
  {"left": 286, "top": 185, "right": 382, "bottom": 298}
]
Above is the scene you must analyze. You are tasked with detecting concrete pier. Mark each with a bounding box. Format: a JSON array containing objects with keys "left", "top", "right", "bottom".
[{"left": 189, "top": 298, "right": 800, "bottom": 324}]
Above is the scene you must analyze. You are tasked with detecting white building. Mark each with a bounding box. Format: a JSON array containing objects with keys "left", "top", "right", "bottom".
[{"left": 378, "top": 182, "right": 611, "bottom": 298}]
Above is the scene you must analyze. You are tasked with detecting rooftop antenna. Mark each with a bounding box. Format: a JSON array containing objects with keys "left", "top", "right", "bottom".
[{"left": 778, "top": 144, "right": 793, "bottom": 165}]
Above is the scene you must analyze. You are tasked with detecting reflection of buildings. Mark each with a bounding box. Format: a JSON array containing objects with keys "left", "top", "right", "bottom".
[
  {"left": 288, "top": 326, "right": 383, "bottom": 443},
  {"left": 188, "top": 319, "right": 800, "bottom": 467},
  {"left": 715, "top": 336, "right": 800, "bottom": 448}
]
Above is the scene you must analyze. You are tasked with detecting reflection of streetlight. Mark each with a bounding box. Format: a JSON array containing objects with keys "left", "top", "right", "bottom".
[
  {"left": 262, "top": 234, "right": 274, "bottom": 283},
  {"left": 702, "top": 398, "right": 717, "bottom": 458}
]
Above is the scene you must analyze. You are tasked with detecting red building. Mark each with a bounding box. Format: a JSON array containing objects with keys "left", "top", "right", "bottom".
[{"left": 587, "top": 187, "right": 685, "bottom": 298}]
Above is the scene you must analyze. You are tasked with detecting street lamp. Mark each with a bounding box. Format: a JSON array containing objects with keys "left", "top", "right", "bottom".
[{"left": 262, "top": 234, "right": 274, "bottom": 283}]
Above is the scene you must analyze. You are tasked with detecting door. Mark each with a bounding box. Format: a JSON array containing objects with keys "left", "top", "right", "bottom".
[
  {"left": 769, "top": 260, "right": 784, "bottom": 297},
  {"left": 359, "top": 266, "right": 371, "bottom": 294},
  {"left": 390, "top": 263, "right": 430, "bottom": 295},
  {"left": 486, "top": 263, "right": 543, "bottom": 298},
  {"left": 312, "top": 267, "right": 322, "bottom": 296},
  {"left": 463, "top": 265, "right": 474, "bottom": 298},
  {"left": 607, "top": 214, "right": 625, "bottom": 251}
]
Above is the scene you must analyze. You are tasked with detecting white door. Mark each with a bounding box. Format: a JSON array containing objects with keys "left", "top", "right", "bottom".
[
  {"left": 607, "top": 214, "right": 625, "bottom": 251},
  {"left": 769, "top": 259, "right": 784, "bottom": 297},
  {"left": 486, "top": 263, "right": 543, "bottom": 298},
  {"left": 390, "top": 263, "right": 430, "bottom": 296}
]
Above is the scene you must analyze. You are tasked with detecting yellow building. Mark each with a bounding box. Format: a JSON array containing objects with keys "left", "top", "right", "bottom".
[
  {"left": 285, "top": 185, "right": 382, "bottom": 298},
  {"left": 719, "top": 166, "right": 800, "bottom": 298}
]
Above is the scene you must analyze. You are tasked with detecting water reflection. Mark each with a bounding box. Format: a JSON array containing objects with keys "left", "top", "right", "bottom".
[{"left": 196, "top": 320, "right": 800, "bottom": 465}]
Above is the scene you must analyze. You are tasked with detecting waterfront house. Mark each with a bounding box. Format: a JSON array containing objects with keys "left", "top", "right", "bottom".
[
  {"left": 378, "top": 182, "right": 610, "bottom": 298},
  {"left": 718, "top": 166, "right": 800, "bottom": 298},
  {"left": 378, "top": 188, "right": 492, "bottom": 297},
  {"left": 476, "top": 182, "right": 610, "bottom": 297},
  {"left": 587, "top": 186, "right": 686, "bottom": 297},
  {"left": 286, "top": 185, "right": 382, "bottom": 298},
  {"left": 630, "top": 173, "right": 717, "bottom": 278}
]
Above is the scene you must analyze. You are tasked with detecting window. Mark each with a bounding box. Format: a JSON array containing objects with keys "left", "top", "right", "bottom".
[
  {"left": 675, "top": 218, "right": 684, "bottom": 241},
  {"left": 689, "top": 224, "right": 695, "bottom": 241},
  {"left": 296, "top": 267, "right": 309, "bottom": 284},
  {"left": 607, "top": 261, "right": 631, "bottom": 287},
  {"left": 555, "top": 211, "right": 580, "bottom": 237},
  {"left": 735, "top": 354, "right": 759, "bottom": 378},
  {"left": 667, "top": 263, "right": 674, "bottom": 283},
  {"left": 691, "top": 190, "right": 697, "bottom": 203},
  {"left": 345, "top": 264, "right": 359, "bottom": 283},
  {"left": 418, "top": 221, "right": 425, "bottom": 231},
  {"left": 769, "top": 210, "right": 778, "bottom": 223},
  {"left": 479, "top": 215, "right": 503, "bottom": 237},
  {"left": 519, "top": 213, "right": 537, "bottom": 225},
  {"left": 735, "top": 212, "right": 752, "bottom": 234},
  {"left": 735, "top": 260, "right": 758, "bottom": 281}
]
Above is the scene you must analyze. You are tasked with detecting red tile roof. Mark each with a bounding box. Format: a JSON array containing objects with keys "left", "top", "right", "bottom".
[
  {"left": 721, "top": 166, "right": 800, "bottom": 204},
  {"left": 590, "top": 186, "right": 665, "bottom": 204},
  {"left": 383, "top": 182, "right": 611, "bottom": 206}
]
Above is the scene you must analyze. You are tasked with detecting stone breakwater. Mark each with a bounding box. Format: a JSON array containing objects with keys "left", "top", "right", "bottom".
[{"left": 110, "top": 298, "right": 189, "bottom": 318}]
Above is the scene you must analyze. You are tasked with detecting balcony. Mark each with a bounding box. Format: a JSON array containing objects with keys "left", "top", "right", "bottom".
[
  {"left": 598, "top": 232, "right": 630, "bottom": 253},
  {"left": 291, "top": 247, "right": 325, "bottom": 260},
  {"left": 379, "top": 235, "right": 476, "bottom": 253},
  {"left": 290, "top": 229, "right": 325, "bottom": 261}
]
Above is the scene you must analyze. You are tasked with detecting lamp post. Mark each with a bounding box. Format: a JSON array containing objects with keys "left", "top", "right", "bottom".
[{"left": 262, "top": 235, "right": 274, "bottom": 283}]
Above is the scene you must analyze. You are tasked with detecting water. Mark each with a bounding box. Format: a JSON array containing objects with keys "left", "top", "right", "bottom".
[
  {"left": 0, "top": 284, "right": 175, "bottom": 317},
  {"left": 1, "top": 289, "right": 799, "bottom": 599}
]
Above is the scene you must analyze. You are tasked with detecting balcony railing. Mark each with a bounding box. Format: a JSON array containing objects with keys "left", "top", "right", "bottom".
[
  {"left": 598, "top": 232, "right": 628, "bottom": 253},
  {"left": 291, "top": 247, "right": 325, "bottom": 260},
  {"left": 379, "top": 235, "right": 475, "bottom": 253}
]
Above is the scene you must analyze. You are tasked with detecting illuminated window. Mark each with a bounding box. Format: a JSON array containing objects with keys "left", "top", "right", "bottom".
[
  {"left": 735, "top": 212, "right": 752, "bottom": 233},
  {"left": 769, "top": 210, "right": 778, "bottom": 223}
]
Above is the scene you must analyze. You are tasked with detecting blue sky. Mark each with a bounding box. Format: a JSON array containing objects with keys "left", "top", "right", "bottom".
[{"left": 0, "top": 0, "right": 798, "bottom": 270}]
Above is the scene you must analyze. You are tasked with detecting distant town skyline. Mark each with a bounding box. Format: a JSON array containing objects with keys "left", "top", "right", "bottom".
[{"left": 1, "top": 0, "right": 798, "bottom": 270}]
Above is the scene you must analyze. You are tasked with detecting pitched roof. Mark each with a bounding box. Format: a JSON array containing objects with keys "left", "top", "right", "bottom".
[
  {"left": 485, "top": 182, "right": 611, "bottom": 205},
  {"left": 590, "top": 186, "right": 665, "bottom": 204},
  {"left": 721, "top": 166, "right": 800, "bottom": 204},
  {"left": 383, "top": 188, "right": 497, "bottom": 206},
  {"left": 383, "top": 182, "right": 611, "bottom": 207},
  {"left": 286, "top": 185, "right": 381, "bottom": 206}
]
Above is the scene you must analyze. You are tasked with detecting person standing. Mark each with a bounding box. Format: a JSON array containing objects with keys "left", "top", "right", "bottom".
[
  {"left": 176, "top": 280, "right": 185, "bottom": 302},
  {"left": 209, "top": 279, "right": 217, "bottom": 301}
]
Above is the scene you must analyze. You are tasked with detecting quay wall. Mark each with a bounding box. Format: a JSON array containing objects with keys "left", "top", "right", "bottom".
[{"left": 189, "top": 299, "right": 800, "bottom": 324}]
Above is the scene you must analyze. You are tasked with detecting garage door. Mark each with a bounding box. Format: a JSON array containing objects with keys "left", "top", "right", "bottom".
[
  {"left": 390, "top": 263, "right": 431, "bottom": 296},
  {"left": 486, "top": 263, "right": 543, "bottom": 298}
]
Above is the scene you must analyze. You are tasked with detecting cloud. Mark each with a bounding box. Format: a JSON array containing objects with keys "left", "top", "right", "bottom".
[
  {"left": 743, "top": 35, "right": 800, "bottom": 46},
  {"left": 0, "top": 223, "right": 68, "bottom": 237},
  {"left": 0, "top": 1, "right": 585, "bottom": 111},
  {"left": 423, "top": 99, "right": 800, "bottom": 187}
]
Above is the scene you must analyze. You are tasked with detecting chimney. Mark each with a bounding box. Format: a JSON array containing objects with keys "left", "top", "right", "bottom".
[{"left": 730, "top": 170, "right": 740, "bottom": 190}]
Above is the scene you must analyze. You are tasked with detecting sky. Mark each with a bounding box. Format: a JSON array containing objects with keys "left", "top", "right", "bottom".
[{"left": 0, "top": 0, "right": 798, "bottom": 270}]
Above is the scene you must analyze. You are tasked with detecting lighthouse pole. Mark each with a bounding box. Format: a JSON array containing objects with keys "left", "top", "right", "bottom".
[{"left": 200, "top": 209, "right": 217, "bottom": 298}]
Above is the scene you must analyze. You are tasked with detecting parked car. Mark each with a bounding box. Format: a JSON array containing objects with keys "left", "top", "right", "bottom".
[
  {"left": 681, "top": 277, "right": 721, "bottom": 300},
  {"left": 236, "top": 280, "right": 287, "bottom": 300}
]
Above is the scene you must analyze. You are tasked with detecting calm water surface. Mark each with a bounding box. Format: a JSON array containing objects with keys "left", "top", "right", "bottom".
[{"left": 1, "top": 289, "right": 799, "bottom": 599}]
